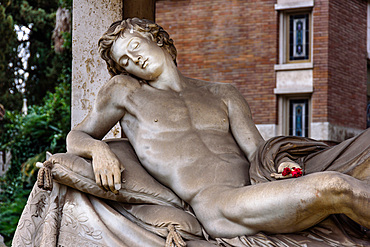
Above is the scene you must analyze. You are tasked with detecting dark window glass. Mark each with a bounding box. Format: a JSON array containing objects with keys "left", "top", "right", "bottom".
[
  {"left": 289, "top": 14, "right": 309, "bottom": 61},
  {"left": 289, "top": 99, "right": 309, "bottom": 137}
]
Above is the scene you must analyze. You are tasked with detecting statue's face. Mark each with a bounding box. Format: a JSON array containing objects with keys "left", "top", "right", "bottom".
[{"left": 111, "top": 31, "right": 166, "bottom": 80}]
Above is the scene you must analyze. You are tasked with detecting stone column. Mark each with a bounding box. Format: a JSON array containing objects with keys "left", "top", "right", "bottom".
[
  {"left": 72, "top": 0, "right": 123, "bottom": 138},
  {"left": 72, "top": 0, "right": 156, "bottom": 138}
]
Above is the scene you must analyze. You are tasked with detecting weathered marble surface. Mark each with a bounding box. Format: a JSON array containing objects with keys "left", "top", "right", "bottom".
[{"left": 72, "top": 0, "right": 122, "bottom": 138}]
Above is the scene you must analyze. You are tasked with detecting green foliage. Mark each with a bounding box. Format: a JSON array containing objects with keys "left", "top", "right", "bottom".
[
  {"left": 0, "top": 0, "right": 72, "bottom": 244},
  {"left": 0, "top": 174, "right": 30, "bottom": 245},
  {"left": 0, "top": 80, "right": 71, "bottom": 244},
  {"left": 59, "top": 0, "right": 72, "bottom": 10},
  {"left": 0, "top": 0, "right": 66, "bottom": 110},
  {"left": 0, "top": 2, "right": 23, "bottom": 111},
  {"left": 2, "top": 79, "right": 71, "bottom": 177}
]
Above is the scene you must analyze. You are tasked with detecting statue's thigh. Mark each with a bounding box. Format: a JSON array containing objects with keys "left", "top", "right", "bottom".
[{"left": 191, "top": 173, "right": 342, "bottom": 235}]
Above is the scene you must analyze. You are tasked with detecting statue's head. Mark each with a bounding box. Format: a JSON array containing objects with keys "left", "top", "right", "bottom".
[{"left": 98, "top": 18, "right": 177, "bottom": 77}]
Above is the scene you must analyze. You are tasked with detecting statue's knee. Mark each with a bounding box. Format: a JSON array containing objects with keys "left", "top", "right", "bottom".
[{"left": 315, "top": 172, "right": 353, "bottom": 198}]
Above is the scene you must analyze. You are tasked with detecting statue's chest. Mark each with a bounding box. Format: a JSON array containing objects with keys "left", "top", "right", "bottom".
[{"left": 125, "top": 86, "right": 229, "bottom": 132}]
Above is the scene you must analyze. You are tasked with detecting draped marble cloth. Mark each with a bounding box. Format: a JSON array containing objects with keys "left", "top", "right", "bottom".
[{"left": 13, "top": 129, "right": 370, "bottom": 247}]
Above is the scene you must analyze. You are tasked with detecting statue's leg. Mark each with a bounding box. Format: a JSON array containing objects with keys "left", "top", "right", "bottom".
[{"left": 190, "top": 171, "right": 370, "bottom": 238}]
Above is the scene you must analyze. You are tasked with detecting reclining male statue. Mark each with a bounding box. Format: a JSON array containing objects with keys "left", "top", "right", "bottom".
[
  {"left": 13, "top": 18, "right": 370, "bottom": 246},
  {"left": 68, "top": 18, "right": 370, "bottom": 236}
]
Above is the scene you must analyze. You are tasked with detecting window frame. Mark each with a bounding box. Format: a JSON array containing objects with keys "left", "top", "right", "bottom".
[
  {"left": 278, "top": 94, "right": 311, "bottom": 137},
  {"left": 289, "top": 98, "right": 309, "bottom": 137},
  {"left": 279, "top": 9, "right": 313, "bottom": 64}
]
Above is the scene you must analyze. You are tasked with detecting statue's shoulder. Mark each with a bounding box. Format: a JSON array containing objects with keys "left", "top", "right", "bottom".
[
  {"left": 103, "top": 74, "right": 141, "bottom": 92},
  {"left": 96, "top": 75, "right": 141, "bottom": 107},
  {"left": 187, "top": 77, "right": 233, "bottom": 89},
  {"left": 186, "top": 77, "right": 210, "bottom": 87},
  {"left": 99, "top": 74, "right": 141, "bottom": 96},
  {"left": 187, "top": 77, "right": 238, "bottom": 97}
]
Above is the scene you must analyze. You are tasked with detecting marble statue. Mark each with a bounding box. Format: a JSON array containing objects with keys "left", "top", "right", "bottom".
[{"left": 13, "top": 18, "right": 370, "bottom": 247}]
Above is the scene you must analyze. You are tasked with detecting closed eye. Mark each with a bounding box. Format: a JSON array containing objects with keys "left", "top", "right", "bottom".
[
  {"left": 129, "top": 41, "right": 140, "bottom": 50},
  {"left": 119, "top": 55, "right": 129, "bottom": 67}
]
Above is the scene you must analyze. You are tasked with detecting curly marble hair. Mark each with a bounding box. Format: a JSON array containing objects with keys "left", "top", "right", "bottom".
[{"left": 98, "top": 18, "right": 177, "bottom": 77}]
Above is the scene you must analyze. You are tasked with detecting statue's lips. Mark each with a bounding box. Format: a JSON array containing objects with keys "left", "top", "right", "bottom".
[{"left": 142, "top": 59, "right": 148, "bottom": 69}]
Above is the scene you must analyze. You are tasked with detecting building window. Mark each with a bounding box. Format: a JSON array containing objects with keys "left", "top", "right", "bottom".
[
  {"left": 289, "top": 99, "right": 309, "bottom": 137},
  {"left": 288, "top": 13, "right": 309, "bottom": 62},
  {"left": 278, "top": 9, "right": 312, "bottom": 65},
  {"left": 278, "top": 95, "right": 311, "bottom": 137}
]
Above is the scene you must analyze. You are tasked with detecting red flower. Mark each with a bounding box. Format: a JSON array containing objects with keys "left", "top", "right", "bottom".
[
  {"left": 291, "top": 167, "right": 303, "bottom": 178},
  {"left": 282, "top": 167, "right": 291, "bottom": 176}
]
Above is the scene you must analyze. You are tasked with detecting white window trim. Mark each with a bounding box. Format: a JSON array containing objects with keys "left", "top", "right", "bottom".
[
  {"left": 274, "top": 87, "right": 313, "bottom": 95},
  {"left": 274, "top": 62, "right": 313, "bottom": 71},
  {"left": 275, "top": 1, "right": 314, "bottom": 11}
]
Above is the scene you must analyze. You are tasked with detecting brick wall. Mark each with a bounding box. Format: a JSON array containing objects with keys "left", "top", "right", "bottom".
[
  {"left": 312, "top": 0, "right": 330, "bottom": 124},
  {"left": 156, "top": 0, "right": 367, "bottom": 130},
  {"left": 327, "top": 0, "right": 367, "bottom": 130},
  {"left": 156, "top": 0, "right": 278, "bottom": 124}
]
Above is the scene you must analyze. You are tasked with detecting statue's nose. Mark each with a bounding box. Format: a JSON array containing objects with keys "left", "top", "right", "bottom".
[{"left": 134, "top": 55, "right": 143, "bottom": 65}]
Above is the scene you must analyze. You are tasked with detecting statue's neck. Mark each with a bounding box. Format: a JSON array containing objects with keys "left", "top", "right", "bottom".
[{"left": 149, "top": 63, "right": 187, "bottom": 92}]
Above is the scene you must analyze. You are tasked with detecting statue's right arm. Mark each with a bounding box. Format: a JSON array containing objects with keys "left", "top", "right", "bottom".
[{"left": 66, "top": 75, "right": 141, "bottom": 194}]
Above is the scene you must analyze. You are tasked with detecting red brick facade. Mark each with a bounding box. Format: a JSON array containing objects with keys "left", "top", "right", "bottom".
[
  {"left": 156, "top": 0, "right": 278, "bottom": 125},
  {"left": 312, "top": 0, "right": 330, "bottom": 124},
  {"left": 156, "top": 0, "right": 368, "bottom": 132},
  {"left": 327, "top": 0, "right": 367, "bottom": 130}
]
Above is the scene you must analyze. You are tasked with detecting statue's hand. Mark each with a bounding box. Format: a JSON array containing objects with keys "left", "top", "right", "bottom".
[
  {"left": 92, "top": 147, "right": 123, "bottom": 194},
  {"left": 271, "top": 162, "right": 303, "bottom": 179}
]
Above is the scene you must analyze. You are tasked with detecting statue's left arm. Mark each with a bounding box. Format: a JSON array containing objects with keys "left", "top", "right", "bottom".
[
  {"left": 222, "top": 84, "right": 301, "bottom": 177},
  {"left": 221, "top": 84, "right": 264, "bottom": 162}
]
